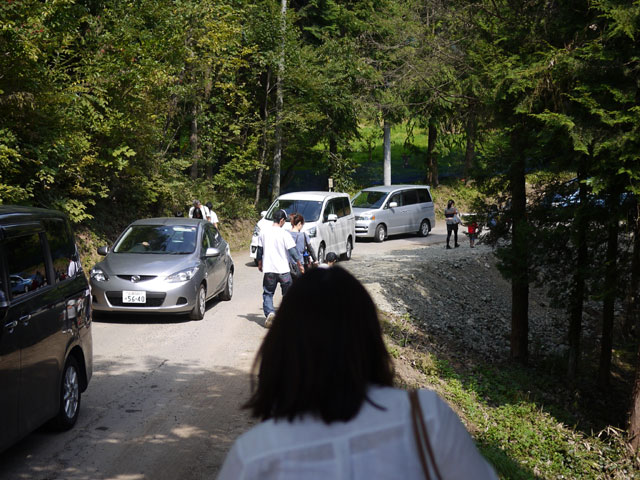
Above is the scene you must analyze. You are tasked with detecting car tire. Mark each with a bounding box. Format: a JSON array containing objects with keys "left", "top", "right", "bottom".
[
  {"left": 341, "top": 238, "right": 353, "bottom": 260},
  {"left": 418, "top": 220, "right": 430, "bottom": 237},
  {"left": 52, "top": 356, "right": 81, "bottom": 430},
  {"left": 374, "top": 224, "right": 386, "bottom": 243},
  {"left": 219, "top": 270, "right": 233, "bottom": 301},
  {"left": 317, "top": 243, "right": 326, "bottom": 264},
  {"left": 190, "top": 284, "right": 206, "bottom": 320}
]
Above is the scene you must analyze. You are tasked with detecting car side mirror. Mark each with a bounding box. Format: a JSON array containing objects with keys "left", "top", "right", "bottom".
[
  {"left": 389, "top": 202, "right": 398, "bottom": 208},
  {"left": 206, "top": 247, "right": 221, "bottom": 257},
  {"left": 327, "top": 214, "right": 338, "bottom": 222},
  {"left": 97, "top": 246, "right": 109, "bottom": 256},
  {"left": 260, "top": 211, "right": 267, "bottom": 217}
]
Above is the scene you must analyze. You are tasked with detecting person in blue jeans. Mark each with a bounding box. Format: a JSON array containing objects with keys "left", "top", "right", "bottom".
[{"left": 257, "top": 209, "right": 303, "bottom": 328}]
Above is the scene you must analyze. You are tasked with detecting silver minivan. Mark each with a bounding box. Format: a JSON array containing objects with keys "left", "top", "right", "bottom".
[
  {"left": 352, "top": 185, "right": 436, "bottom": 242},
  {"left": 250, "top": 191, "right": 356, "bottom": 263}
]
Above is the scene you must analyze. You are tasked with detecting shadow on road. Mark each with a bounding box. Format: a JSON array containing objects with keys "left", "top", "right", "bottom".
[
  {"left": 239, "top": 313, "right": 266, "bottom": 328},
  {"left": 93, "top": 298, "right": 222, "bottom": 324},
  {"left": 0, "top": 358, "right": 254, "bottom": 479}
]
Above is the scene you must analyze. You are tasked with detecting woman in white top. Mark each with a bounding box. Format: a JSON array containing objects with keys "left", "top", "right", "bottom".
[{"left": 217, "top": 267, "right": 498, "bottom": 480}]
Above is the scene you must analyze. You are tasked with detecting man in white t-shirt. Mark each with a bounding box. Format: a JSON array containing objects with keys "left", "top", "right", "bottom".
[
  {"left": 257, "top": 209, "right": 303, "bottom": 327},
  {"left": 205, "top": 201, "right": 219, "bottom": 228}
]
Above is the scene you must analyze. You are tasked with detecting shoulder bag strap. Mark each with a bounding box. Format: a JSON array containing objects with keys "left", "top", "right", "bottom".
[{"left": 409, "top": 390, "right": 443, "bottom": 480}]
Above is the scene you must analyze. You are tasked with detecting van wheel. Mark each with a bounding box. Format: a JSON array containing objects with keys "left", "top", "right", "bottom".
[
  {"left": 317, "top": 244, "right": 326, "bottom": 263},
  {"left": 341, "top": 238, "right": 352, "bottom": 260},
  {"left": 374, "top": 225, "right": 386, "bottom": 243},
  {"left": 52, "top": 356, "right": 81, "bottom": 430},
  {"left": 190, "top": 284, "right": 206, "bottom": 320},
  {"left": 418, "top": 220, "right": 430, "bottom": 237}
]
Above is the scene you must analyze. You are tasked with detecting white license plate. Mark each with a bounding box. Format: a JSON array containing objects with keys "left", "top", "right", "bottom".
[{"left": 122, "top": 290, "right": 146, "bottom": 303}]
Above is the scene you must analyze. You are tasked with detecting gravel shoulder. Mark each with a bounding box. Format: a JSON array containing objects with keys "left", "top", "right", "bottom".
[{"left": 342, "top": 239, "right": 582, "bottom": 366}]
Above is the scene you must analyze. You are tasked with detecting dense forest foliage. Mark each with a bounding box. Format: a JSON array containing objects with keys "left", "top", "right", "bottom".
[{"left": 2, "top": 0, "right": 640, "bottom": 464}]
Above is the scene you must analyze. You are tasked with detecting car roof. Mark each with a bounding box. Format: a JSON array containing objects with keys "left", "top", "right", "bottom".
[
  {"left": 277, "top": 191, "right": 350, "bottom": 201},
  {"left": 358, "top": 184, "right": 431, "bottom": 194},
  {"left": 0, "top": 205, "right": 68, "bottom": 224},
  {"left": 130, "top": 217, "right": 207, "bottom": 227}
]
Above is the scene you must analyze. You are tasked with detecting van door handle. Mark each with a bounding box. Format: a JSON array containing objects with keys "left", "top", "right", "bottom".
[
  {"left": 4, "top": 320, "right": 18, "bottom": 330},
  {"left": 20, "top": 314, "right": 31, "bottom": 325}
]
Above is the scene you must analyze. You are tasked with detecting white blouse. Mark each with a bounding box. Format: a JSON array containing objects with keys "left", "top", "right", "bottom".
[{"left": 217, "top": 386, "right": 498, "bottom": 480}]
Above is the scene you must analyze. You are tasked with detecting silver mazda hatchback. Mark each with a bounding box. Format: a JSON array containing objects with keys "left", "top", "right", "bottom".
[{"left": 90, "top": 217, "right": 233, "bottom": 320}]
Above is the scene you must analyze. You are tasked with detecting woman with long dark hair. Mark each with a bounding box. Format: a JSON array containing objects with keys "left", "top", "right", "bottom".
[
  {"left": 444, "top": 199, "right": 460, "bottom": 249},
  {"left": 217, "top": 267, "right": 497, "bottom": 479}
]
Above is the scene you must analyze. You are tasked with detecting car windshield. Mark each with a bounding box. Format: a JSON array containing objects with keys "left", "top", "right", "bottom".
[
  {"left": 266, "top": 199, "right": 323, "bottom": 222},
  {"left": 113, "top": 225, "right": 198, "bottom": 254},
  {"left": 352, "top": 190, "right": 388, "bottom": 209}
]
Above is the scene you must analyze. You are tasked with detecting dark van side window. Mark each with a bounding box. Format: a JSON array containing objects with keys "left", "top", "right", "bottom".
[
  {"left": 44, "top": 219, "right": 80, "bottom": 282},
  {"left": 417, "top": 188, "right": 432, "bottom": 203},
  {"left": 5, "top": 233, "right": 49, "bottom": 299},
  {"left": 403, "top": 190, "right": 418, "bottom": 206},
  {"left": 340, "top": 197, "right": 351, "bottom": 217}
]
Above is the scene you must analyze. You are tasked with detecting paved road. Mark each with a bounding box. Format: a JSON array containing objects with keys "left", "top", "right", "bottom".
[{"left": 0, "top": 223, "right": 447, "bottom": 479}]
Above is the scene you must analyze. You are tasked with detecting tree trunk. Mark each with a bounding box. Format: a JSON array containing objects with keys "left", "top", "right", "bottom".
[
  {"left": 190, "top": 103, "right": 200, "bottom": 180},
  {"left": 254, "top": 68, "right": 271, "bottom": 207},
  {"left": 598, "top": 187, "right": 621, "bottom": 387},
  {"left": 567, "top": 158, "right": 589, "bottom": 378},
  {"left": 383, "top": 120, "right": 391, "bottom": 186},
  {"left": 204, "top": 66, "right": 213, "bottom": 180},
  {"left": 272, "top": 0, "right": 287, "bottom": 201},
  {"left": 426, "top": 119, "right": 438, "bottom": 187},
  {"left": 623, "top": 197, "right": 640, "bottom": 337},
  {"left": 510, "top": 134, "right": 529, "bottom": 365},
  {"left": 628, "top": 340, "right": 640, "bottom": 450},
  {"left": 463, "top": 109, "right": 476, "bottom": 180}
]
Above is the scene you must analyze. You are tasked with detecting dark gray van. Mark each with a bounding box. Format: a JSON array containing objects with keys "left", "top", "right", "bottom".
[{"left": 0, "top": 206, "right": 92, "bottom": 452}]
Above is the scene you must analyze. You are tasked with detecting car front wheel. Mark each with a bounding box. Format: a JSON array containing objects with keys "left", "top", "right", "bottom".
[
  {"left": 341, "top": 238, "right": 352, "bottom": 260},
  {"left": 317, "top": 243, "right": 326, "bottom": 264},
  {"left": 219, "top": 270, "right": 233, "bottom": 301},
  {"left": 374, "top": 224, "right": 386, "bottom": 243},
  {"left": 190, "top": 284, "right": 206, "bottom": 320},
  {"left": 52, "top": 356, "right": 81, "bottom": 430}
]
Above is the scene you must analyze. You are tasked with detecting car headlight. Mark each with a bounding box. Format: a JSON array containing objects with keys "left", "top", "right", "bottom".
[
  {"left": 253, "top": 224, "right": 261, "bottom": 237},
  {"left": 166, "top": 265, "right": 199, "bottom": 283},
  {"left": 357, "top": 214, "right": 375, "bottom": 221},
  {"left": 308, "top": 227, "right": 317, "bottom": 238},
  {"left": 90, "top": 268, "right": 109, "bottom": 282}
]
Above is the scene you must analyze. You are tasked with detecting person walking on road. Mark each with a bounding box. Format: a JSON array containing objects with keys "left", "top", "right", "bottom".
[
  {"left": 444, "top": 199, "right": 460, "bottom": 249},
  {"left": 289, "top": 213, "right": 317, "bottom": 271},
  {"left": 257, "top": 209, "right": 304, "bottom": 327}
]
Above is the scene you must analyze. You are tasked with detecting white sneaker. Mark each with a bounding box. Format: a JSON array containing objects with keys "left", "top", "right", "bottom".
[{"left": 265, "top": 312, "right": 275, "bottom": 328}]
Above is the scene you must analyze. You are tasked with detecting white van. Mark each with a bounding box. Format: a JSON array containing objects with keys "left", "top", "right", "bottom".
[
  {"left": 351, "top": 184, "right": 435, "bottom": 242},
  {"left": 250, "top": 191, "right": 356, "bottom": 264}
]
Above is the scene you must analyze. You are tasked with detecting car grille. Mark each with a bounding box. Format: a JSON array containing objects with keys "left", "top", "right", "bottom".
[
  {"left": 106, "top": 291, "right": 166, "bottom": 307},
  {"left": 116, "top": 275, "right": 157, "bottom": 282}
]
